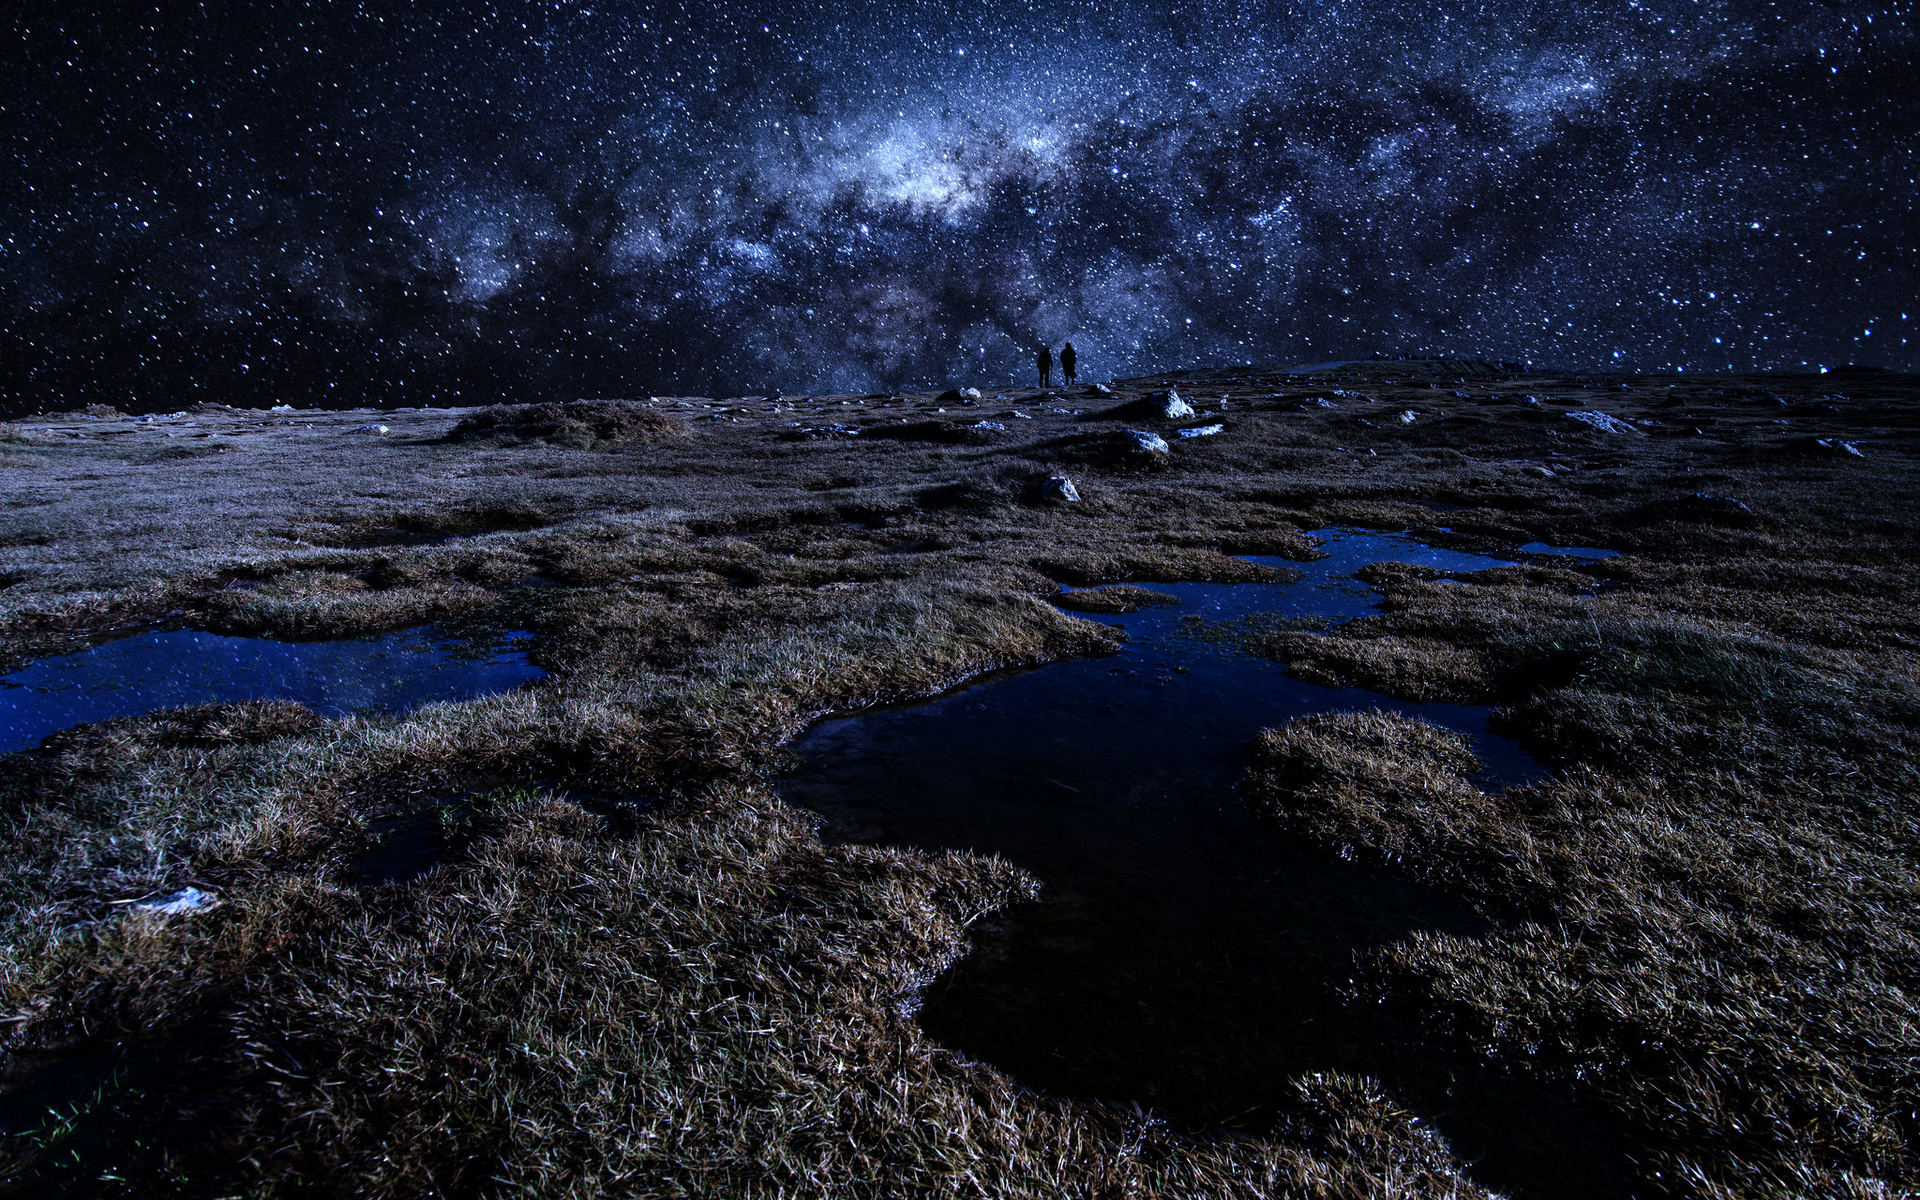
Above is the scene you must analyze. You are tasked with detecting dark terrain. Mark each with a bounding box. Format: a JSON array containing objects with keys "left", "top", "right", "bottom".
[{"left": 1, "top": 358, "right": 1916, "bottom": 1198}]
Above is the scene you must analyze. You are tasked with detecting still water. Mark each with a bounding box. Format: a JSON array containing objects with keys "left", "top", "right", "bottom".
[
  {"left": 0, "top": 626, "right": 543, "bottom": 751},
  {"left": 782, "top": 529, "right": 1633, "bottom": 1200}
]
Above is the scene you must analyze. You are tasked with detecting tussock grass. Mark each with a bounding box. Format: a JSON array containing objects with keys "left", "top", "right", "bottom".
[
  {"left": 3, "top": 787, "right": 1495, "bottom": 1198},
  {"left": 1242, "top": 699, "right": 1920, "bottom": 1196},
  {"left": 1053, "top": 585, "right": 1183, "bottom": 614},
  {"left": 2, "top": 365, "right": 1918, "bottom": 1195},
  {"left": 446, "top": 399, "right": 687, "bottom": 448}
]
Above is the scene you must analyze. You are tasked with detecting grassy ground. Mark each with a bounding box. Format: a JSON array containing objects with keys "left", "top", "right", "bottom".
[{"left": 1, "top": 361, "right": 1916, "bottom": 1196}]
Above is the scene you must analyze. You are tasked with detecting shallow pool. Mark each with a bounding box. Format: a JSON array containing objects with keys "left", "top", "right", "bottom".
[
  {"left": 0, "top": 626, "right": 543, "bottom": 751},
  {"left": 781, "top": 529, "right": 1631, "bottom": 1199}
]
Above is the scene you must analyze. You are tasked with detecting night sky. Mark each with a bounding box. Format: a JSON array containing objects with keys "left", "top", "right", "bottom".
[{"left": 2, "top": 1, "right": 1913, "bottom": 411}]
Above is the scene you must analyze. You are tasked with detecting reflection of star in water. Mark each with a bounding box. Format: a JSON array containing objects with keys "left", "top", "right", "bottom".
[{"left": 0, "top": 2, "right": 1910, "bottom": 409}]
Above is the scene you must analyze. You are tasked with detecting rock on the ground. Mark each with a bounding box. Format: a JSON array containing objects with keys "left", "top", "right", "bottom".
[
  {"left": 133, "top": 887, "right": 216, "bottom": 915},
  {"left": 1690, "top": 493, "right": 1752, "bottom": 513},
  {"left": 786, "top": 423, "right": 861, "bottom": 440},
  {"left": 1147, "top": 389, "right": 1196, "bottom": 419},
  {"left": 1040, "top": 475, "right": 1082, "bottom": 503},
  {"left": 1177, "top": 424, "right": 1226, "bottom": 439},
  {"left": 1564, "top": 410, "right": 1639, "bottom": 435},
  {"left": 1123, "top": 429, "right": 1172, "bottom": 455}
]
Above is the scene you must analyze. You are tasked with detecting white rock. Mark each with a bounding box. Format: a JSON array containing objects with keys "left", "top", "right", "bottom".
[
  {"left": 1177, "top": 424, "right": 1226, "bottom": 438},
  {"left": 959, "top": 387, "right": 983, "bottom": 401},
  {"left": 133, "top": 887, "right": 215, "bottom": 915},
  {"left": 1040, "top": 475, "right": 1082, "bottom": 502},
  {"left": 352, "top": 423, "right": 390, "bottom": 434},
  {"left": 1147, "top": 389, "right": 1195, "bottom": 419},
  {"left": 1399, "top": 410, "right": 1420, "bottom": 423},
  {"left": 1563, "top": 410, "right": 1638, "bottom": 435},
  {"left": 1123, "top": 429, "right": 1172, "bottom": 454}
]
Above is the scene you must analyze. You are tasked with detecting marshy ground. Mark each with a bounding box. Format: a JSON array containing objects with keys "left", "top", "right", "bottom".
[{"left": 1, "top": 360, "right": 1916, "bottom": 1197}]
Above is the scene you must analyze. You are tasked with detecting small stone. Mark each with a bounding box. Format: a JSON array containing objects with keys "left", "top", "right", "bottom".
[
  {"left": 1176, "top": 424, "right": 1226, "bottom": 438},
  {"left": 352, "top": 423, "right": 390, "bottom": 434},
  {"left": 133, "top": 887, "right": 216, "bottom": 915},
  {"left": 1087, "top": 383, "right": 1113, "bottom": 396},
  {"left": 1123, "top": 429, "right": 1172, "bottom": 455},
  {"left": 1398, "top": 410, "right": 1420, "bottom": 423},
  {"left": 1691, "top": 493, "right": 1752, "bottom": 513},
  {"left": 1522, "top": 465, "right": 1555, "bottom": 478},
  {"left": 968, "top": 420, "right": 1007, "bottom": 431},
  {"left": 788, "top": 423, "right": 861, "bottom": 440},
  {"left": 1563, "top": 410, "right": 1638, "bottom": 435},
  {"left": 960, "top": 387, "right": 983, "bottom": 401},
  {"left": 1040, "top": 475, "right": 1081, "bottom": 503}
]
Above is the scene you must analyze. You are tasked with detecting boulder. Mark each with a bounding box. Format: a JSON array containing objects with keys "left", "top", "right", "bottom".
[
  {"left": 1093, "top": 390, "right": 1195, "bottom": 422},
  {"left": 1147, "top": 389, "right": 1195, "bottom": 419}
]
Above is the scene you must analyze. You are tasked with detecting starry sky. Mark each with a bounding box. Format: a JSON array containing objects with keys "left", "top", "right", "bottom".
[{"left": 1, "top": 1, "right": 1912, "bottom": 411}]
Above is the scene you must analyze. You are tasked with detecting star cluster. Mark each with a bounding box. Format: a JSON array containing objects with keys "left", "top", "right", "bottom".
[{"left": 1, "top": 0, "right": 1912, "bottom": 410}]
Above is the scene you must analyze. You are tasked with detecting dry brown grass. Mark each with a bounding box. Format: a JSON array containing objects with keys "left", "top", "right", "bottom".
[
  {"left": 445, "top": 399, "right": 687, "bottom": 449},
  {"left": 1, "top": 362, "right": 1916, "bottom": 1197},
  {"left": 2, "top": 785, "right": 1497, "bottom": 1198},
  {"left": 1053, "top": 585, "right": 1184, "bottom": 615}
]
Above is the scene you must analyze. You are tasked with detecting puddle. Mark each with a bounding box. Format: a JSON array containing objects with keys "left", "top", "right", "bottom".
[
  {"left": 780, "top": 529, "right": 1633, "bottom": 1199},
  {"left": 351, "top": 807, "right": 456, "bottom": 887},
  {"left": 1519, "top": 541, "right": 1620, "bottom": 559},
  {"left": 0, "top": 627, "right": 544, "bottom": 752}
]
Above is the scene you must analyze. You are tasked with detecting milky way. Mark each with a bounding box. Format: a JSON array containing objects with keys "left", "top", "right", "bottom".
[{"left": 2, "top": 1, "right": 1912, "bottom": 411}]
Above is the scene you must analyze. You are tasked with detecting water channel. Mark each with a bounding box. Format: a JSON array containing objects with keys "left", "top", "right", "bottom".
[
  {"left": 0, "top": 625, "right": 544, "bottom": 752},
  {"left": 781, "top": 529, "right": 1635, "bottom": 1199}
]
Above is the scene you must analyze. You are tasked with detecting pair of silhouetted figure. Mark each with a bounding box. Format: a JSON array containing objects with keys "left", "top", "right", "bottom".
[{"left": 1036, "top": 342, "right": 1078, "bottom": 387}]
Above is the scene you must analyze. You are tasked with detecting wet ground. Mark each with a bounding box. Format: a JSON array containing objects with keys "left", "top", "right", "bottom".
[
  {"left": 781, "top": 529, "right": 1637, "bottom": 1200},
  {"left": 0, "top": 624, "right": 543, "bottom": 751}
]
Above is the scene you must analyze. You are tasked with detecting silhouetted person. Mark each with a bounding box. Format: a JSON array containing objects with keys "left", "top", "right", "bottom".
[
  {"left": 1037, "top": 345, "right": 1054, "bottom": 387},
  {"left": 1060, "top": 342, "right": 1078, "bottom": 385}
]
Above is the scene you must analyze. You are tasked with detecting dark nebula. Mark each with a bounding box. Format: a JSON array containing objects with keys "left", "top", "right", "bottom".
[{"left": 2, "top": 0, "right": 1912, "bottom": 411}]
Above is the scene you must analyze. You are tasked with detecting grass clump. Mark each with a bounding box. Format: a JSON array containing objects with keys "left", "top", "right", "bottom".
[
  {"left": 1, "top": 786, "right": 1496, "bottom": 1198},
  {"left": 1242, "top": 707, "right": 1920, "bottom": 1197},
  {"left": 1053, "top": 585, "right": 1184, "bottom": 614},
  {"left": 446, "top": 400, "right": 686, "bottom": 449}
]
